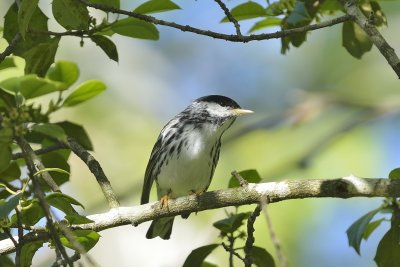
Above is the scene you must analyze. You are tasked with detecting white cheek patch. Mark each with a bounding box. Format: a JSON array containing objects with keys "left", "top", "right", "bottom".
[{"left": 205, "top": 103, "right": 232, "bottom": 117}]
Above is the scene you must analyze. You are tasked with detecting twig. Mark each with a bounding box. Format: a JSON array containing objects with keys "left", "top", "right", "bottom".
[
  {"left": 12, "top": 143, "right": 65, "bottom": 160},
  {"left": 222, "top": 241, "right": 245, "bottom": 264},
  {"left": 340, "top": 0, "right": 400, "bottom": 78},
  {"left": 3, "top": 229, "right": 18, "bottom": 249},
  {"left": 17, "top": 137, "right": 60, "bottom": 192},
  {"left": 1, "top": 176, "right": 400, "bottom": 254},
  {"left": 16, "top": 137, "right": 72, "bottom": 266},
  {"left": 15, "top": 208, "right": 23, "bottom": 267},
  {"left": 78, "top": 0, "right": 351, "bottom": 43},
  {"left": 214, "top": 0, "right": 242, "bottom": 36},
  {"left": 231, "top": 170, "right": 248, "bottom": 187},
  {"left": 244, "top": 205, "right": 262, "bottom": 267},
  {"left": 63, "top": 137, "right": 120, "bottom": 208},
  {"left": 56, "top": 218, "right": 99, "bottom": 267},
  {"left": 0, "top": 33, "right": 20, "bottom": 64},
  {"left": 260, "top": 197, "right": 287, "bottom": 267},
  {"left": 52, "top": 253, "right": 81, "bottom": 267}
]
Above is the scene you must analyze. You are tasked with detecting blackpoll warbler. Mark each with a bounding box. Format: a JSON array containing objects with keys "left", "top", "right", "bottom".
[{"left": 141, "top": 95, "right": 253, "bottom": 239}]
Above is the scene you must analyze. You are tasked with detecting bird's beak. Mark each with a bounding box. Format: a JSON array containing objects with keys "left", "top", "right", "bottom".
[{"left": 232, "top": 109, "right": 254, "bottom": 116}]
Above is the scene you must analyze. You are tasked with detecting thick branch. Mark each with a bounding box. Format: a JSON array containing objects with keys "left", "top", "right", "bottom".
[
  {"left": 78, "top": 0, "right": 351, "bottom": 43},
  {"left": 63, "top": 138, "right": 120, "bottom": 208},
  {"left": 340, "top": 0, "right": 400, "bottom": 78},
  {"left": 1, "top": 176, "right": 398, "bottom": 254}
]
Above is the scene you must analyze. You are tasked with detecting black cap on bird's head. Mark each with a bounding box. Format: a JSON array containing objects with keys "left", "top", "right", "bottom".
[
  {"left": 195, "top": 95, "right": 241, "bottom": 109},
  {"left": 193, "top": 95, "right": 254, "bottom": 117}
]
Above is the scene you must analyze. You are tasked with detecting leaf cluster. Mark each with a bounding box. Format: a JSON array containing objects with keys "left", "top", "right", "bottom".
[
  {"left": 2, "top": 0, "right": 181, "bottom": 76},
  {"left": 221, "top": 0, "right": 386, "bottom": 57},
  {"left": 0, "top": 60, "right": 106, "bottom": 266},
  {"left": 346, "top": 168, "right": 400, "bottom": 267},
  {"left": 183, "top": 170, "right": 275, "bottom": 267}
]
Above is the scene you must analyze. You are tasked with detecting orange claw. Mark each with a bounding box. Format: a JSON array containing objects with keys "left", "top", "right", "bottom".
[{"left": 160, "top": 193, "right": 171, "bottom": 211}]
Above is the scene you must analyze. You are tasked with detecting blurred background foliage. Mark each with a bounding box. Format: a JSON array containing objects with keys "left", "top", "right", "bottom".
[{"left": 1, "top": 0, "right": 400, "bottom": 266}]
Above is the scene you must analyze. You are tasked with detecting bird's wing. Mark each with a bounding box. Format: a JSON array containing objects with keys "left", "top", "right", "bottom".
[{"left": 141, "top": 136, "right": 163, "bottom": 204}]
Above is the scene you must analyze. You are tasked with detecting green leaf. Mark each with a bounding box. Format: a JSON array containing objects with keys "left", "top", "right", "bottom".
[
  {"left": 0, "top": 88, "right": 16, "bottom": 110},
  {"left": 265, "top": 1, "right": 292, "bottom": 16},
  {"left": 88, "top": 0, "right": 120, "bottom": 8},
  {"left": 374, "top": 218, "right": 400, "bottom": 267},
  {"left": 363, "top": 219, "right": 384, "bottom": 240},
  {"left": 11, "top": 199, "right": 45, "bottom": 226},
  {"left": 342, "top": 21, "right": 373, "bottom": 59},
  {"left": 60, "top": 230, "right": 100, "bottom": 252},
  {"left": 183, "top": 244, "right": 219, "bottom": 267},
  {"left": 41, "top": 152, "right": 70, "bottom": 187},
  {"left": 213, "top": 212, "right": 251, "bottom": 234},
  {"left": 91, "top": 35, "right": 119, "bottom": 62},
  {"left": 361, "top": 1, "right": 387, "bottom": 27},
  {"left": 286, "top": 2, "right": 312, "bottom": 26},
  {"left": 18, "top": 0, "right": 39, "bottom": 39},
  {"left": 23, "top": 36, "right": 61, "bottom": 77},
  {"left": 228, "top": 169, "right": 261, "bottom": 188},
  {"left": 46, "top": 192, "right": 84, "bottom": 215},
  {"left": 249, "top": 18, "right": 282, "bottom": 33},
  {"left": 251, "top": 246, "right": 276, "bottom": 267},
  {"left": 134, "top": 0, "right": 181, "bottom": 14},
  {"left": 0, "top": 75, "right": 64, "bottom": 98},
  {"left": 221, "top": 1, "right": 265, "bottom": 22},
  {"left": 0, "top": 146, "right": 12, "bottom": 173},
  {"left": 389, "top": 168, "right": 400, "bottom": 180},
  {"left": 56, "top": 121, "right": 93, "bottom": 150},
  {"left": 201, "top": 262, "right": 217, "bottom": 267},
  {"left": 47, "top": 61, "right": 79, "bottom": 87},
  {"left": 0, "top": 193, "right": 21, "bottom": 219},
  {"left": 65, "top": 214, "right": 94, "bottom": 224},
  {"left": 63, "top": 80, "right": 107, "bottom": 107},
  {"left": 4, "top": 3, "right": 50, "bottom": 57},
  {"left": 52, "top": 0, "right": 90, "bottom": 30},
  {"left": 110, "top": 18, "right": 159, "bottom": 40},
  {"left": 0, "top": 128, "right": 13, "bottom": 144},
  {"left": 0, "top": 162, "right": 21, "bottom": 182},
  {"left": 32, "top": 123, "right": 67, "bottom": 141},
  {"left": 0, "top": 57, "right": 16, "bottom": 71},
  {"left": 346, "top": 207, "right": 382, "bottom": 255},
  {"left": 20, "top": 240, "right": 45, "bottom": 267},
  {"left": 0, "top": 255, "right": 14, "bottom": 267},
  {"left": 320, "top": 0, "right": 342, "bottom": 12}
]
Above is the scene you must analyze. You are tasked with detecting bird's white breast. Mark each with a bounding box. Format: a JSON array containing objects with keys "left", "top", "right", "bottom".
[{"left": 156, "top": 123, "right": 223, "bottom": 199}]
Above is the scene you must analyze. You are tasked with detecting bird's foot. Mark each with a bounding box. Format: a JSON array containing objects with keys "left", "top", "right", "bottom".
[
  {"left": 188, "top": 190, "right": 203, "bottom": 200},
  {"left": 160, "top": 193, "right": 171, "bottom": 211}
]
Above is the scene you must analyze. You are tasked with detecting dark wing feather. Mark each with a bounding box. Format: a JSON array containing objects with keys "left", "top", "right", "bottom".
[{"left": 141, "top": 136, "right": 163, "bottom": 204}]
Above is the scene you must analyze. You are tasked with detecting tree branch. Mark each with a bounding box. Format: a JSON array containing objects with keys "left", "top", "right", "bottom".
[
  {"left": 0, "top": 33, "right": 20, "bottom": 64},
  {"left": 17, "top": 137, "right": 60, "bottom": 192},
  {"left": 12, "top": 143, "right": 65, "bottom": 160},
  {"left": 16, "top": 137, "right": 71, "bottom": 266},
  {"left": 1, "top": 176, "right": 398, "bottom": 255},
  {"left": 214, "top": 0, "right": 242, "bottom": 36},
  {"left": 261, "top": 198, "right": 287, "bottom": 267},
  {"left": 77, "top": 0, "right": 351, "bottom": 43},
  {"left": 244, "top": 204, "right": 261, "bottom": 267},
  {"left": 340, "top": 0, "right": 400, "bottom": 78},
  {"left": 62, "top": 138, "right": 120, "bottom": 208}
]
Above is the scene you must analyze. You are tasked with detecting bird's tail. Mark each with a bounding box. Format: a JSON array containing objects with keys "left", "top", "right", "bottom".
[{"left": 146, "top": 217, "right": 174, "bottom": 240}]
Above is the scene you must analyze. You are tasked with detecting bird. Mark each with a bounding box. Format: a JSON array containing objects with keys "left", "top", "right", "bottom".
[{"left": 141, "top": 95, "right": 253, "bottom": 239}]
